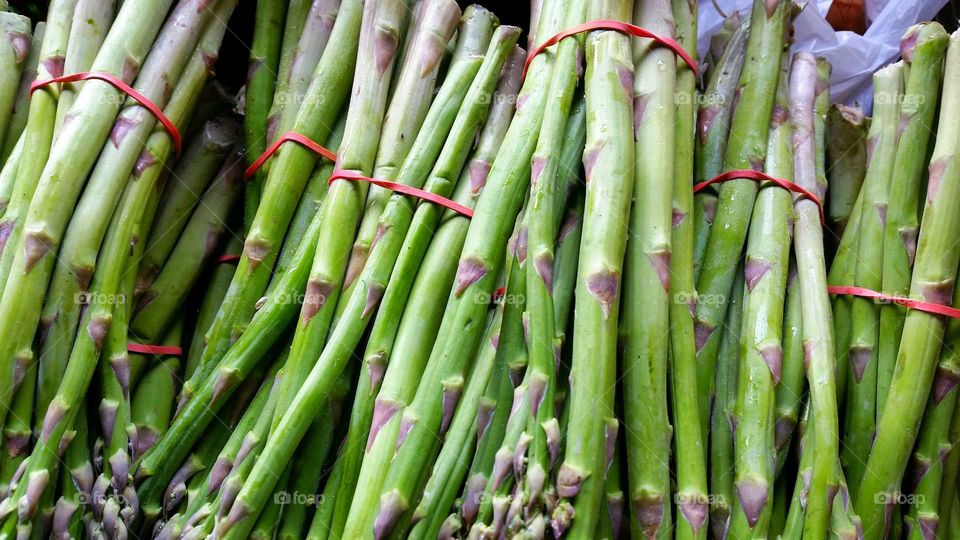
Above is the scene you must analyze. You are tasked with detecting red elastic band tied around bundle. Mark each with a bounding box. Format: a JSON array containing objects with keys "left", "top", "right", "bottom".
[
  {"left": 31, "top": 72, "right": 182, "bottom": 157},
  {"left": 693, "top": 170, "right": 826, "bottom": 223},
  {"left": 244, "top": 132, "right": 338, "bottom": 180},
  {"left": 329, "top": 170, "right": 475, "bottom": 218},
  {"left": 524, "top": 20, "right": 699, "bottom": 79},
  {"left": 828, "top": 286, "right": 960, "bottom": 319},
  {"left": 218, "top": 254, "right": 241, "bottom": 264},
  {"left": 128, "top": 343, "right": 183, "bottom": 356}
]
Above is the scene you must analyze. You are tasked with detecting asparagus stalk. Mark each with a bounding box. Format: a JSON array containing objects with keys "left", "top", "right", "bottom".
[
  {"left": 904, "top": 283, "right": 960, "bottom": 538},
  {"left": 135, "top": 114, "right": 242, "bottom": 295},
  {"left": 621, "top": 0, "right": 678, "bottom": 536},
  {"left": 789, "top": 51, "right": 840, "bottom": 540},
  {"left": 237, "top": 21, "right": 520, "bottom": 539},
  {"left": 935, "top": 392, "right": 960, "bottom": 533},
  {"left": 242, "top": 0, "right": 285, "bottom": 230},
  {"left": 132, "top": 147, "right": 246, "bottom": 341},
  {"left": 693, "top": 0, "right": 790, "bottom": 439},
  {"left": 669, "top": 0, "right": 707, "bottom": 537},
  {"left": 877, "top": 24, "right": 950, "bottom": 421},
  {"left": 840, "top": 63, "right": 903, "bottom": 496},
  {"left": 320, "top": 40, "right": 522, "bottom": 540},
  {"left": 0, "top": 0, "right": 214, "bottom": 435},
  {"left": 0, "top": 135, "right": 20, "bottom": 217},
  {"left": 521, "top": 0, "right": 585, "bottom": 520},
  {"left": 177, "top": 0, "right": 362, "bottom": 410},
  {"left": 727, "top": 54, "right": 794, "bottom": 539},
  {"left": 52, "top": 0, "right": 115, "bottom": 135},
  {"left": 185, "top": 237, "right": 241, "bottom": 379},
  {"left": 131, "top": 354, "right": 181, "bottom": 460},
  {"left": 263, "top": 0, "right": 311, "bottom": 143},
  {"left": 0, "top": 12, "right": 30, "bottom": 157},
  {"left": 693, "top": 17, "right": 747, "bottom": 282},
  {"left": 555, "top": 0, "right": 633, "bottom": 535},
  {"left": 856, "top": 27, "right": 960, "bottom": 538},
  {"left": 773, "top": 264, "right": 805, "bottom": 462},
  {"left": 709, "top": 265, "right": 744, "bottom": 536},
  {"left": 825, "top": 105, "right": 868, "bottom": 238},
  {"left": 0, "top": 0, "right": 75, "bottom": 291},
  {"left": 34, "top": 7, "right": 234, "bottom": 435},
  {"left": 0, "top": 21, "right": 44, "bottom": 166}
]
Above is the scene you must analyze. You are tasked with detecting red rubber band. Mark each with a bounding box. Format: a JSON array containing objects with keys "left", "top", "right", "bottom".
[
  {"left": 693, "top": 170, "right": 826, "bottom": 224},
  {"left": 244, "top": 132, "right": 338, "bottom": 180},
  {"left": 828, "top": 286, "right": 960, "bottom": 319},
  {"left": 218, "top": 254, "right": 241, "bottom": 264},
  {"left": 31, "top": 72, "right": 182, "bottom": 157},
  {"left": 493, "top": 287, "right": 505, "bottom": 303},
  {"left": 329, "top": 170, "right": 474, "bottom": 218},
  {"left": 524, "top": 20, "right": 699, "bottom": 79},
  {"left": 127, "top": 343, "right": 183, "bottom": 356}
]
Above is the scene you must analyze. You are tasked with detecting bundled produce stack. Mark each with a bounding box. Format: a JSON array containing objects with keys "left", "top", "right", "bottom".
[{"left": 0, "top": 0, "right": 959, "bottom": 538}]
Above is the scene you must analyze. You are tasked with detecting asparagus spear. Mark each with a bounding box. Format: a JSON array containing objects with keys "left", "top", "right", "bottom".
[
  {"left": 935, "top": 391, "right": 960, "bottom": 533},
  {"left": 877, "top": 24, "right": 950, "bottom": 421},
  {"left": 840, "top": 63, "right": 903, "bottom": 496},
  {"left": 135, "top": 114, "right": 242, "bottom": 295},
  {"left": 709, "top": 265, "right": 744, "bottom": 536},
  {"left": 243, "top": 0, "right": 286, "bottom": 230},
  {"left": 727, "top": 54, "right": 794, "bottom": 539},
  {"left": 669, "top": 0, "right": 707, "bottom": 537},
  {"left": 177, "top": 0, "right": 362, "bottom": 409},
  {"left": 185, "top": 237, "right": 241, "bottom": 379},
  {"left": 621, "top": 0, "right": 679, "bottom": 535},
  {"left": 856, "top": 27, "right": 960, "bottom": 538},
  {"left": 0, "top": 12, "right": 30, "bottom": 157},
  {"left": 521, "top": 0, "right": 585, "bottom": 520},
  {"left": 693, "top": 0, "right": 790, "bottom": 439},
  {"left": 0, "top": 21, "right": 44, "bottom": 166},
  {"left": 0, "top": 0, "right": 215, "bottom": 435},
  {"left": 773, "top": 264, "right": 805, "bottom": 463},
  {"left": 825, "top": 105, "right": 868, "bottom": 238},
  {"left": 0, "top": 135, "right": 20, "bottom": 217},
  {"left": 263, "top": 0, "right": 311, "bottom": 143},
  {"left": 132, "top": 147, "right": 246, "bottom": 341},
  {"left": 555, "top": 0, "right": 633, "bottom": 535},
  {"left": 693, "top": 17, "right": 747, "bottom": 282},
  {"left": 789, "top": 51, "right": 840, "bottom": 540}
]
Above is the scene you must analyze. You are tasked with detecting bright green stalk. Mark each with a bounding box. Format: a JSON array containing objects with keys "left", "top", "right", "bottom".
[
  {"left": 34, "top": 8, "right": 234, "bottom": 435},
  {"left": 774, "top": 264, "right": 805, "bottom": 463},
  {"left": 320, "top": 40, "right": 522, "bottom": 540},
  {"left": 825, "top": 105, "right": 868, "bottom": 238},
  {"left": 185, "top": 236, "right": 240, "bottom": 379},
  {"left": 877, "top": 24, "right": 950, "bottom": 425},
  {"left": 727, "top": 55, "right": 793, "bottom": 539},
  {"left": 242, "top": 0, "right": 285, "bottom": 231},
  {"left": 0, "top": 0, "right": 75, "bottom": 292},
  {"left": 693, "top": 17, "right": 748, "bottom": 282},
  {"left": 670, "top": 0, "right": 706, "bottom": 537},
  {"left": 522, "top": 0, "right": 585, "bottom": 520},
  {"left": 621, "top": 0, "right": 677, "bottom": 536},
  {"left": 275, "top": 414, "right": 339, "bottom": 540},
  {"left": 53, "top": 0, "right": 115, "bottom": 134},
  {"left": 0, "top": 22, "right": 43, "bottom": 166},
  {"left": 856, "top": 31, "right": 960, "bottom": 536},
  {"left": 263, "top": 0, "right": 310, "bottom": 143},
  {"left": 131, "top": 149, "right": 245, "bottom": 341},
  {"left": 344, "top": 0, "right": 465, "bottom": 293},
  {"left": 0, "top": 12, "right": 30, "bottom": 158},
  {"left": 841, "top": 63, "right": 904, "bottom": 497},
  {"left": 248, "top": 466, "right": 290, "bottom": 540},
  {"left": 135, "top": 114, "right": 241, "bottom": 294},
  {"left": 789, "top": 52, "right": 839, "bottom": 540},
  {"left": 178, "top": 0, "right": 361, "bottom": 409},
  {"left": 709, "top": 266, "right": 744, "bottom": 535},
  {"left": 0, "top": 0, "right": 213, "bottom": 437},
  {"left": 556, "top": 0, "right": 633, "bottom": 535},
  {"left": 905, "top": 283, "right": 960, "bottom": 539},
  {"left": 244, "top": 22, "right": 519, "bottom": 540},
  {"left": 267, "top": 0, "right": 459, "bottom": 435},
  {"left": 693, "top": 0, "right": 789, "bottom": 443}
]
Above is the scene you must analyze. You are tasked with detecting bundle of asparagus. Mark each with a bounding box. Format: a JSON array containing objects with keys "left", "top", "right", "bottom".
[{"left": 3, "top": 0, "right": 960, "bottom": 538}]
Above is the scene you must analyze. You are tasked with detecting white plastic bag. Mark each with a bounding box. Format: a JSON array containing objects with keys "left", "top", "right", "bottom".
[{"left": 698, "top": 0, "right": 949, "bottom": 107}]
